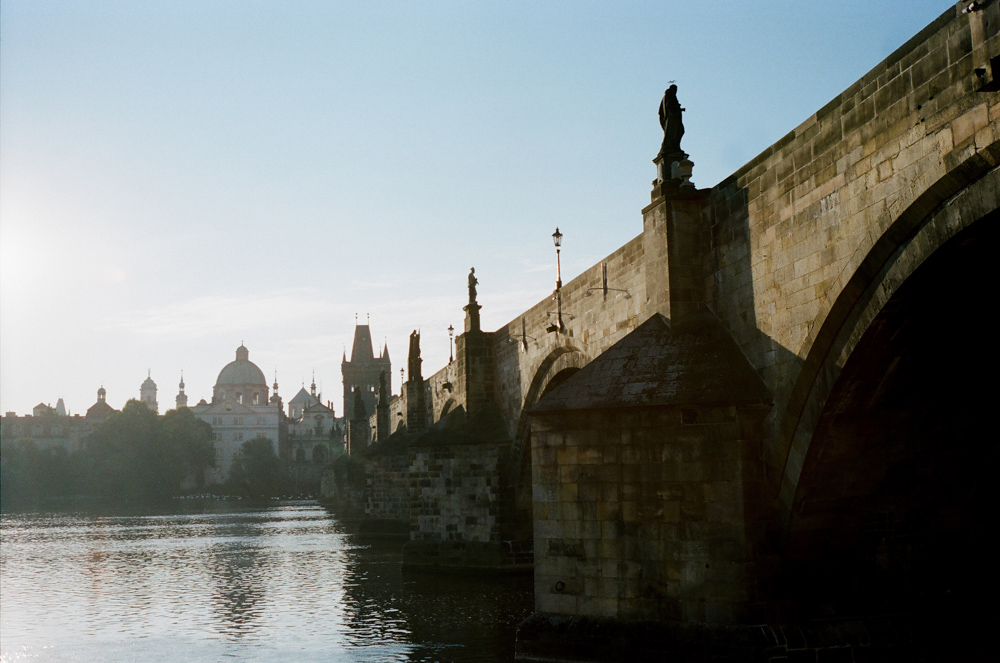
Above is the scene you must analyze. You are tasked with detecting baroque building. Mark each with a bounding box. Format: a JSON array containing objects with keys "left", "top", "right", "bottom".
[
  {"left": 191, "top": 344, "right": 280, "bottom": 484},
  {"left": 139, "top": 372, "right": 158, "bottom": 412},
  {"left": 283, "top": 374, "right": 344, "bottom": 491},
  {"left": 2, "top": 386, "right": 118, "bottom": 452}
]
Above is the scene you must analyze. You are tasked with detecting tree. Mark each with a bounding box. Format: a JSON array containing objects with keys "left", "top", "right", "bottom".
[
  {"left": 83, "top": 400, "right": 215, "bottom": 501},
  {"left": 161, "top": 407, "right": 214, "bottom": 490},
  {"left": 228, "top": 437, "right": 281, "bottom": 498},
  {"left": 1, "top": 441, "right": 81, "bottom": 509}
]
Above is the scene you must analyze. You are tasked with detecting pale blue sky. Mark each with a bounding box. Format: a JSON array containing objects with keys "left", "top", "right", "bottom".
[{"left": 1, "top": 1, "right": 949, "bottom": 416}]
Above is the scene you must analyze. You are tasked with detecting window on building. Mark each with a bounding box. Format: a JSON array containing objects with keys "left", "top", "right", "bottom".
[{"left": 236, "top": 392, "right": 243, "bottom": 404}]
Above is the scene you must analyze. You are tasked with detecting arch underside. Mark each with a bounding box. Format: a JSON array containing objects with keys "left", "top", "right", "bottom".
[
  {"left": 776, "top": 161, "right": 1000, "bottom": 519},
  {"left": 507, "top": 344, "right": 590, "bottom": 541},
  {"left": 781, "top": 175, "right": 999, "bottom": 623}
]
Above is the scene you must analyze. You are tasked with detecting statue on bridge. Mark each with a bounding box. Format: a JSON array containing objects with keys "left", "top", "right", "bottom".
[
  {"left": 658, "top": 83, "right": 685, "bottom": 158},
  {"left": 468, "top": 267, "right": 479, "bottom": 306},
  {"left": 408, "top": 330, "right": 422, "bottom": 382},
  {"left": 377, "top": 370, "right": 388, "bottom": 405}
]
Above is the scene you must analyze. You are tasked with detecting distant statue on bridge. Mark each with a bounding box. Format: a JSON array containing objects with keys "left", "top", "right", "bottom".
[
  {"left": 658, "top": 83, "right": 685, "bottom": 157},
  {"left": 408, "top": 330, "right": 422, "bottom": 382},
  {"left": 377, "top": 371, "right": 388, "bottom": 406},
  {"left": 468, "top": 267, "right": 479, "bottom": 305}
]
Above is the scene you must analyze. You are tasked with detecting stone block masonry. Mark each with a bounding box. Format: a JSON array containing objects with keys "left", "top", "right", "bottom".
[
  {"left": 530, "top": 404, "right": 769, "bottom": 624},
  {"left": 706, "top": 2, "right": 1000, "bottom": 507},
  {"left": 403, "top": 439, "right": 532, "bottom": 571}
]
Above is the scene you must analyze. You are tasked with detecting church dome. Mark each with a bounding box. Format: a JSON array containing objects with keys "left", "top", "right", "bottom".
[{"left": 216, "top": 345, "right": 267, "bottom": 387}]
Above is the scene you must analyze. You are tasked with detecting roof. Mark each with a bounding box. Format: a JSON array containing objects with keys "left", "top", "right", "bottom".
[
  {"left": 532, "top": 310, "right": 771, "bottom": 413},
  {"left": 288, "top": 387, "right": 318, "bottom": 405},
  {"left": 349, "top": 325, "right": 374, "bottom": 363},
  {"left": 86, "top": 400, "right": 116, "bottom": 420},
  {"left": 303, "top": 401, "right": 334, "bottom": 415},
  {"left": 216, "top": 345, "right": 267, "bottom": 387}
]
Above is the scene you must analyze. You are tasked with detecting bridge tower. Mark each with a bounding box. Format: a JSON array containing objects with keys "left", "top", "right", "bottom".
[{"left": 342, "top": 321, "right": 390, "bottom": 422}]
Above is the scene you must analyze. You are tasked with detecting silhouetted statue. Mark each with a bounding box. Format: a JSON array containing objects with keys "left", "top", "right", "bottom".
[
  {"left": 352, "top": 388, "right": 367, "bottom": 421},
  {"left": 658, "top": 84, "right": 685, "bottom": 157},
  {"left": 468, "top": 268, "right": 479, "bottom": 305},
  {"left": 377, "top": 371, "right": 388, "bottom": 405},
  {"left": 408, "top": 330, "right": 422, "bottom": 382}
]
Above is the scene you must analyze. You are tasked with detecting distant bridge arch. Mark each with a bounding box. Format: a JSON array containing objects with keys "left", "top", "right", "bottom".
[{"left": 507, "top": 342, "right": 591, "bottom": 539}]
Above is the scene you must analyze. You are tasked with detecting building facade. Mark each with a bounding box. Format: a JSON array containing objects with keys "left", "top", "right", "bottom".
[{"left": 191, "top": 344, "right": 281, "bottom": 484}]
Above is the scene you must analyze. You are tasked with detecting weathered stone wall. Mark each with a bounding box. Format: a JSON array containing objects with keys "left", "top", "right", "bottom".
[
  {"left": 531, "top": 405, "right": 767, "bottom": 624},
  {"left": 427, "top": 361, "right": 458, "bottom": 421},
  {"left": 364, "top": 451, "right": 410, "bottom": 524},
  {"left": 408, "top": 441, "right": 503, "bottom": 543},
  {"left": 497, "top": 237, "right": 648, "bottom": 428},
  {"left": 402, "top": 439, "right": 533, "bottom": 570},
  {"left": 705, "top": 4, "right": 1000, "bottom": 503}
]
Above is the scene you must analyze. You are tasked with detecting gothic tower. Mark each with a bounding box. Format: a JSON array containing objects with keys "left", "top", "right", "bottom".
[{"left": 341, "top": 321, "right": 391, "bottom": 421}]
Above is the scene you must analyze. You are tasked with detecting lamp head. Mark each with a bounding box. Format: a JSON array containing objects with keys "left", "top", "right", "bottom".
[{"left": 552, "top": 227, "right": 563, "bottom": 248}]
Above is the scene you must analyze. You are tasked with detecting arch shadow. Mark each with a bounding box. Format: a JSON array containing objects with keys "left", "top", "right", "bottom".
[{"left": 774, "top": 152, "right": 1000, "bottom": 526}]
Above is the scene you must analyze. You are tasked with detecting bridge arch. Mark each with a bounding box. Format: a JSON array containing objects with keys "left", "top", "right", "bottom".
[
  {"left": 507, "top": 342, "right": 591, "bottom": 540},
  {"left": 774, "top": 150, "right": 1000, "bottom": 520},
  {"left": 772, "top": 157, "right": 999, "bottom": 615}
]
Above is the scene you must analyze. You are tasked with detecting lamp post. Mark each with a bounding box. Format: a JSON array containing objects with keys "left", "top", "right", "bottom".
[
  {"left": 448, "top": 324, "right": 454, "bottom": 363},
  {"left": 553, "top": 227, "right": 565, "bottom": 333}
]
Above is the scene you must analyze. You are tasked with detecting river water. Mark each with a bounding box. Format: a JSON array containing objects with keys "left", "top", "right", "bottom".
[{"left": 0, "top": 501, "right": 534, "bottom": 663}]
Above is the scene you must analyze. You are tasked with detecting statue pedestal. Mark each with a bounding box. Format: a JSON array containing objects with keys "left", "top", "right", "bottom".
[
  {"left": 464, "top": 303, "right": 481, "bottom": 333},
  {"left": 653, "top": 151, "right": 694, "bottom": 189}
]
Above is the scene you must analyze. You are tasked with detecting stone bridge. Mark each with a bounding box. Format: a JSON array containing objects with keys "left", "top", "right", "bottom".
[{"left": 342, "top": 4, "right": 999, "bottom": 659}]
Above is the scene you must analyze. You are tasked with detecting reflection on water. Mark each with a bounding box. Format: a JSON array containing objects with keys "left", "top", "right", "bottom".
[{"left": 0, "top": 502, "right": 533, "bottom": 663}]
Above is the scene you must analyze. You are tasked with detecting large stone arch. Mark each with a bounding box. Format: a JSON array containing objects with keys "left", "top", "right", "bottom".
[
  {"left": 779, "top": 210, "right": 999, "bottom": 619},
  {"left": 506, "top": 342, "right": 591, "bottom": 540},
  {"left": 773, "top": 150, "right": 1000, "bottom": 525}
]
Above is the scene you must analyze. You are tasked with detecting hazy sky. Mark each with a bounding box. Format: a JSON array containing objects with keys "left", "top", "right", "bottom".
[{"left": 1, "top": 1, "right": 948, "bottom": 417}]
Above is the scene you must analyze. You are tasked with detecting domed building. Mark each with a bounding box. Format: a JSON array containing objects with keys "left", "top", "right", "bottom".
[
  {"left": 213, "top": 344, "right": 269, "bottom": 405},
  {"left": 191, "top": 344, "right": 281, "bottom": 484}
]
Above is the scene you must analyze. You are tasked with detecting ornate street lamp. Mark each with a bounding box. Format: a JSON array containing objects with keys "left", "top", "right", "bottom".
[
  {"left": 448, "top": 324, "right": 455, "bottom": 363},
  {"left": 552, "top": 227, "right": 565, "bottom": 333}
]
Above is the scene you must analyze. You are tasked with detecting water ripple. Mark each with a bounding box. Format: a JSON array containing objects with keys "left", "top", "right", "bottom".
[{"left": 1, "top": 502, "right": 531, "bottom": 663}]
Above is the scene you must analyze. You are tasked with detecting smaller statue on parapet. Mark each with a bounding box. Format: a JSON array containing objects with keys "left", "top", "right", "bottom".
[
  {"left": 658, "top": 83, "right": 685, "bottom": 158},
  {"left": 408, "top": 330, "right": 423, "bottom": 382},
  {"left": 468, "top": 267, "right": 479, "bottom": 306},
  {"left": 377, "top": 370, "right": 388, "bottom": 406}
]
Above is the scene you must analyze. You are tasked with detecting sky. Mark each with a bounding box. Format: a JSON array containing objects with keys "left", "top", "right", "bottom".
[{"left": 1, "top": 0, "right": 950, "bottom": 417}]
